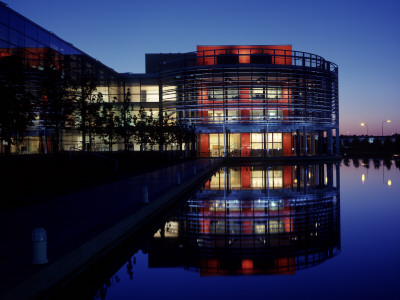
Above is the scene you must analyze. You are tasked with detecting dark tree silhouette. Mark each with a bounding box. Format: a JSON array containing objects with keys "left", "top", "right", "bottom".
[
  {"left": 39, "top": 50, "right": 75, "bottom": 153},
  {"left": 0, "top": 55, "right": 36, "bottom": 154},
  {"left": 74, "top": 76, "right": 102, "bottom": 151}
]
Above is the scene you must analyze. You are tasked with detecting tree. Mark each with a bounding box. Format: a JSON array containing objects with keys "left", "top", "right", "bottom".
[
  {"left": 172, "top": 119, "right": 197, "bottom": 156},
  {"left": 74, "top": 76, "right": 102, "bottom": 151},
  {"left": 0, "top": 84, "right": 36, "bottom": 154},
  {"left": 147, "top": 110, "right": 175, "bottom": 152},
  {"left": 0, "top": 55, "right": 36, "bottom": 154},
  {"left": 132, "top": 107, "right": 153, "bottom": 151},
  {"left": 97, "top": 101, "right": 120, "bottom": 151},
  {"left": 117, "top": 89, "right": 135, "bottom": 152},
  {"left": 39, "top": 50, "right": 75, "bottom": 153}
]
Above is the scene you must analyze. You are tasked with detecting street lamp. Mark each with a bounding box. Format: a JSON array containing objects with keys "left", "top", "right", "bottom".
[
  {"left": 361, "top": 122, "right": 368, "bottom": 135},
  {"left": 382, "top": 120, "right": 391, "bottom": 136}
]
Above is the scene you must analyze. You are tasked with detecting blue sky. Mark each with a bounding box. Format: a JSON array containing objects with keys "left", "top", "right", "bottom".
[{"left": 7, "top": 0, "right": 400, "bottom": 135}]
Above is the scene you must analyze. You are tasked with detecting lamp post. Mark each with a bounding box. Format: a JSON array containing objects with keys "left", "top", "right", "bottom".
[
  {"left": 382, "top": 120, "right": 391, "bottom": 136},
  {"left": 361, "top": 122, "right": 368, "bottom": 135}
]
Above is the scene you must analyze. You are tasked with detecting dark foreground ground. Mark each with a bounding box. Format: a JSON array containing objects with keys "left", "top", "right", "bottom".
[{"left": 0, "top": 151, "right": 189, "bottom": 207}]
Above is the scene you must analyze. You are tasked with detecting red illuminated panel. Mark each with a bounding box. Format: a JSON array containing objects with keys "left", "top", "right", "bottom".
[
  {"left": 276, "top": 257, "right": 295, "bottom": 274},
  {"left": 283, "top": 165, "right": 292, "bottom": 186},
  {"left": 241, "top": 133, "right": 251, "bottom": 157},
  {"left": 200, "top": 259, "right": 229, "bottom": 276},
  {"left": 241, "top": 166, "right": 251, "bottom": 188},
  {"left": 283, "top": 133, "right": 292, "bottom": 157},
  {"left": 240, "top": 88, "right": 251, "bottom": 120},
  {"left": 197, "top": 45, "right": 293, "bottom": 66},
  {"left": 198, "top": 85, "right": 210, "bottom": 122},
  {"left": 242, "top": 259, "right": 254, "bottom": 275},
  {"left": 198, "top": 133, "right": 209, "bottom": 157},
  {"left": 281, "top": 88, "right": 292, "bottom": 120}
]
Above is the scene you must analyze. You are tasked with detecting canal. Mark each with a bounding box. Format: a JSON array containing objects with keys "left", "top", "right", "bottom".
[{"left": 54, "top": 159, "right": 400, "bottom": 299}]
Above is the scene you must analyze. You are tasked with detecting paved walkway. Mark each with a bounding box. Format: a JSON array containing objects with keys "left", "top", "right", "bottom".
[{"left": 0, "top": 158, "right": 218, "bottom": 299}]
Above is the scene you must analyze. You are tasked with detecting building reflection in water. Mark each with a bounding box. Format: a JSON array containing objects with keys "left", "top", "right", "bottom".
[{"left": 150, "top": 163, "right": 341, "bottom": 275}]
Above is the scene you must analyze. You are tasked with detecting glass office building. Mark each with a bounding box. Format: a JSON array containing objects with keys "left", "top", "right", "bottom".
[
  {"left": 160, "top": 46, "right": 339, "bottom": 157},
  {"left": 0, "top": 3, "right": 339, "bottom": 157},
  {"left": 0, "top": 2, "right": 158, "bottom": 154}
]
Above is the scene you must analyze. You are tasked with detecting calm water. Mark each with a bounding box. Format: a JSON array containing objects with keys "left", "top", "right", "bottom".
[{"left": 71, "top": 159, "right": 400, "bottom": 300}]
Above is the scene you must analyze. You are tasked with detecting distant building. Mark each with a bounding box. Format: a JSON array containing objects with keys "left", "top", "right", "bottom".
[{"left": 0, "top": 2, "right": 339, "bottom": 157}]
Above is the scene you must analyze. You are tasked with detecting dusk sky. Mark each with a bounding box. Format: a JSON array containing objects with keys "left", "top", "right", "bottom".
[{"left": 8, "top": 0, "right": 400, "bottom": 135}]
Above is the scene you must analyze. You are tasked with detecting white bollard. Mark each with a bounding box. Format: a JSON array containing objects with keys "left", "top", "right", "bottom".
[
  {"left": 141, "top": 186, "right": 149, "bottom": 203},
  {"left": 176, "top": 173, "right": 181, "bottom": 185},
  {"left": 32, "top": 228, "right": 48, "bottom": 264},
  {"left": 193, "top": 166, "right": 197, "bottom": 175}
]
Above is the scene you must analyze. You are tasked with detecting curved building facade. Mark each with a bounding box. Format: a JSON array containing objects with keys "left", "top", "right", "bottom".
[
  {"left": 160, "top": 45, "right": 339, "bottom": 157},
  {"left": 150, "top": 163, "right": 341, "bottom": 275}
]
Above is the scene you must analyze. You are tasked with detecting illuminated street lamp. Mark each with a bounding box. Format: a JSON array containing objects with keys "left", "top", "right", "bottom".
[
  {"left": 361, "top": 122, "right": 368, "bottom": 135},
  {"left": 382, "top": 120, "right": 391, "bottom": 136}
]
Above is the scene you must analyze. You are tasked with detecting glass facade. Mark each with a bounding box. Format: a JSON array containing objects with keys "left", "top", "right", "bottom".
[
  {"left": 0, "top": 3, "right": 158, "bottom": 154},
  {"left": 0, "top": 4, "right": 338, "bottom": 157},
  {"left": 161, "top": 46, "right": 339, "bottom": 157}
]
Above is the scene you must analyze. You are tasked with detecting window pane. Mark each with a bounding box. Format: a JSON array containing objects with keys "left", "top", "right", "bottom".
[
  {"left": 0, "top": 23, "right": 8, "bottom": 40},
  {"left": 273, "top": 133, "right": 282, "bottom": 142},
  {"left": 0, "top": 6, "right": 9, "bottom": 25},
  {"left": 251, "top": 133, "right": 263, "bottom": 143},
  {"left": 38, "top": 29, "right": 49, "bottom": 46},
  {"left": 50, "top": 36, "right": 59, "bottom": 51},
  {"left": 9, "top": 13, "right": 24, "bottom": 32},
  {"left": 10, "top": 29, "right": 24, "bottom": 47},
  {"left": 25, "top": 22, "right": 37, "bottom": 39}
]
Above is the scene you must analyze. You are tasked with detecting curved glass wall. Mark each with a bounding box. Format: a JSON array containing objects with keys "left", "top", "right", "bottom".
[{"left": 160, "top": 47, "right": 339, "bottom": 157}]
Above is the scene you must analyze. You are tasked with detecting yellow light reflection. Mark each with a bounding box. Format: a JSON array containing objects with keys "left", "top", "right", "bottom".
[
  {"left": 388, "top": 179, "right": 392, "bottom": 186},
  {"left": 362, "top": 174, "right": 365, "bottom": 183}
]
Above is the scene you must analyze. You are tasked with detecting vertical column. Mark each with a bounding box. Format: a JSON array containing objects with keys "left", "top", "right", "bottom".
[
  {"left": 335, "top": 128, "right": 340, "bottom": 155},
  {"left": 296, "top": 129, "right": 300, "bottom": 156},
  {"left": 319, "top": 164, "right": 324, "bottom": 187},
  {"left": 158, "top": 78, "right": 164, "bottom": 152},
  {"left": 311, "top": 133, "right": 315, "bottom": 155},
  {"left": 304, "top": 165, "right": 308, "bottom": 193},
  {"left": 303, "top": 127, "right": 307, "bottom": 155},
  {"left": 263, "top": 128, "right": 267, "bottom": 157},
  {"left": 327, "top": 129, "right": 333, "bottom": 155},
  {"left": 327, "top": 163, "right": 333, "bottom": 188},
  {"left": 335, "top": 162, "right": 340, "bottom": 189},
  {"left": 266, "top": 127, "right": 269, "bottom": 157},
  {"left": 318, "top": 131, "right": 323, "bottom": 155},
  {"left": 296, "top": 165, "right": 301, "bottom": 192}
]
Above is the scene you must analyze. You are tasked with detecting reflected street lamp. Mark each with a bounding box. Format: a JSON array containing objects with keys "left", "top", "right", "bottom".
[
  {"left": 382, "top": 120, "right": 391, "bottom": 136},
  {"left": 361, "top": 122, "right": 368, "bottom": 135}
]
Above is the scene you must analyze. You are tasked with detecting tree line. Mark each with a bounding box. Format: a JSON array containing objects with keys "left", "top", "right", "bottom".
[{"left": 0, "top": 54, "right": 196, "bottom": 154}]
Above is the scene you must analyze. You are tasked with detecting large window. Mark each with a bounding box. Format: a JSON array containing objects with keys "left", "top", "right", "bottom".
[
  {"left": 250, "top": 168, "right": 283, "bottom": 189},
  {"left": 209, "top": 133, "right": 224, "bottom": 157},
  {"left": 141, "top": 85, "right": 158, "bottom": 102},
  {"left": 229, "top": 133, "right": 241, "bottom": 156},
  {"left": 267, "top": 133, "right": 282, "bottom": 150},
  {"left": 251, "top": 133, "right": 263, "bottom": 156},
  {"left": 251, "top": 133, "right": 263, "bottom": 149},
  {"left": 268, "top": 169, "right": 283, "bottom": 188},
  {"left": 251, "top": 170, "right": 263, "bottom": 188}
]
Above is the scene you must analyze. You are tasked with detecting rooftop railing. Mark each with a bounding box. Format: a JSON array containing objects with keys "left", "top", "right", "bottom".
[{"left": 159, "top": 48, "right": 338, "bottom": 74}]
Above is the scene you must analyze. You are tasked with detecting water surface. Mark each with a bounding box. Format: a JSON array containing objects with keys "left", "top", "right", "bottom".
[{"left": 72, "top": 160, "right": 400, "bottom": 300}]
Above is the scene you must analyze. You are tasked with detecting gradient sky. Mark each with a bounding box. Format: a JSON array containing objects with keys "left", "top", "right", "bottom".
[{"left": 7, "top": 0, "right": 400, "bottom": 135}]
